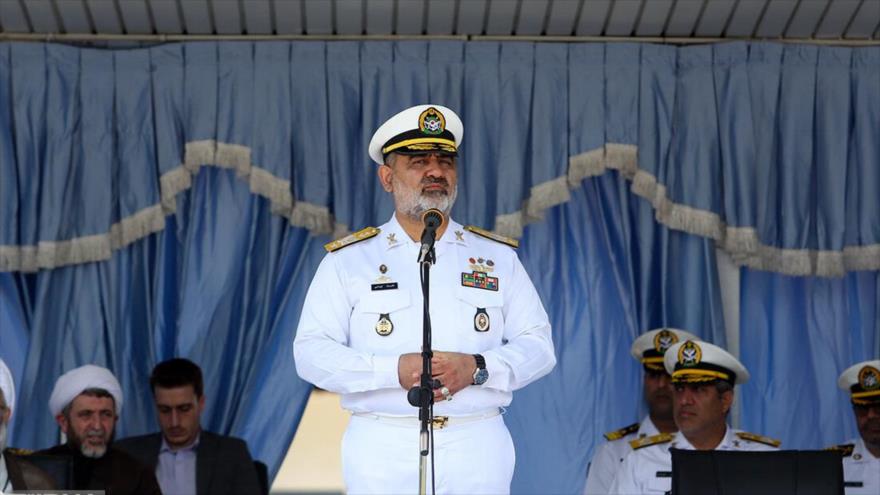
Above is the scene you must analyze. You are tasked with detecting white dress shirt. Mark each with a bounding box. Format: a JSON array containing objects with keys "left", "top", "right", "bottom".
[
  {"left": 584, "top": 416, "right": 661, "bottom": 495},
  {"left": 293, "top": 214, "right": 556, "bottom": 416},
  {"left": 842, "top": 437, "right": 880, "bottom": 495},
  {"left": 610, "top": 426, "right": 778, "bottom": 495}
]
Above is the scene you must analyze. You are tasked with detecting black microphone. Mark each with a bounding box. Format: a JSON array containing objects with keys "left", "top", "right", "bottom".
[{"left": 417, "top": 208, "right": 444, "bottom": 263}]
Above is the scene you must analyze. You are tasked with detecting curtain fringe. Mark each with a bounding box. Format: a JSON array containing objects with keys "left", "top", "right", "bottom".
[
  {"left": 562, "top": 147, "right": 880, "bottom": 277},
  {"left": 0, "top": 140, "right": 335, "bottom": 272},
  {"left": 4, "top": 140, "right": 880, "bottom": 276}
]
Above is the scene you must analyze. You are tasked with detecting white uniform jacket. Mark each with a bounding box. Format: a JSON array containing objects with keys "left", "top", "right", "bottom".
[
  {"left": 583, "top": 416, "right": 661, "bottom": 495},
  {"left": 609, "top": 427, "right": 778, "bottom": 495},
  {"left": 293, "top": 215, "right": 556, "bottom": 416},
  {"left": 841, "top": 438, "right": 880, "bottom": 495}
]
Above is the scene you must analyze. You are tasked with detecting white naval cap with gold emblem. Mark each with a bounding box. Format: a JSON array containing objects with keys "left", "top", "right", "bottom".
[
  {"left": 663, "top": 340, "right": 749, "bottom": 385},
  {"left": 368, "top": 104, "right": 464, "bottom": 165},
  {"left": 838, "top": 359, "right": 880, "bottom": 406},
  {"left": 630, "top": 328, "right": 700, "bottom": 373}
]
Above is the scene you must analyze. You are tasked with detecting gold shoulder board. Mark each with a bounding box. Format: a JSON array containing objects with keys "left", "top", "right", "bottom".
[
  {"left": 629, "top": 433, "right": 674, "bottom": 450},
  {"left": 824, "top": 444, "right": 854, "bottom": 457},
  {"left": 736, "top": 432, "right": 781, "bottom": 448},
  {"left": 464, "top": 225, "right": 520, "bottom": 249},
  {"left": 604, "top": 422, "right": 640, "bottom": 441},
  {"left": 324, "top": 227, "right": 381, "bottom": 253},
  {"left": 6, "top": 447, "right": 34, "bottom": 455}
]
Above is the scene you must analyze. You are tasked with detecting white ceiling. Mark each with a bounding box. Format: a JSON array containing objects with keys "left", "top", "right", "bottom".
[{"left": 0, "top": 0, "right": 878, "bottom": 40}]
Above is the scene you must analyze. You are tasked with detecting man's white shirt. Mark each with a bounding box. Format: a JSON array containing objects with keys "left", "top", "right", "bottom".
[
  {"left": 583, "top": 416, "right": 661, "bottom": 495},
  {"left": 293, "top": 214, "right": 556, "bottom": 415},
  {"left": 842, "top": 438, "right": 880, "bottom": 495},
  {"left": 609, "top": 426, "right": 778, "bottom": 495}
]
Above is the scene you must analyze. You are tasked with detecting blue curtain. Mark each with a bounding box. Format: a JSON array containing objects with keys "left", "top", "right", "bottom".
[
  {"left": 739, "top": 270, "right": 880, "bottom": 449},
  {"left": 506, "top": 172, "right": 723, "bottom": 494},
  {"left": 1, "top": 40, "right": 879, "bottom": 492},
  {"left": 0, "top": 167, "right": 322, "bottom": 479}
]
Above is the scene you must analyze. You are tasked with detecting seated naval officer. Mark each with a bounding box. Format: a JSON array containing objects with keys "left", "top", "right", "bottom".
[
  {"left": 293, "top": 104, "right": 556, "bottom": 494},
  {"left": 827, "top": 359, "right": 880, "bottom": 495},
  {"left": 583, "top": 327, "right": 698, "bottom": 495},
  {"left": 609, "top": 340, "right": 780, "bottom": 494}
]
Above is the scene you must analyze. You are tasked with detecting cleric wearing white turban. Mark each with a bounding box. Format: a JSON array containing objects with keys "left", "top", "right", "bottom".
[
  {"left": 39, "top": 364, "right": 161, "bottom": 495},
  {"left": 48, "top": 364, "right": 124, "bottom": 417}
]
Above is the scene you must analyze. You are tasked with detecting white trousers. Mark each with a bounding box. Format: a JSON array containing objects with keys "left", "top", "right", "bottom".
[{"left": 342, "top": 413, "right": 515, "bottom": 494}]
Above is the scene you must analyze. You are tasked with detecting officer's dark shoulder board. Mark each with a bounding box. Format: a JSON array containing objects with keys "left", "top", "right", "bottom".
[
  {"left": 735, "top": 431, "right": 781, "bottom": 448},
  {"left": 629, "top": 433, "right": 674, "bottom": 450},
  {"left": 604, "top": 422, "right": 640, "bottom": 441},
  {"left": 324, "top": 227, "right": 381, "bottom": 253},
  {"left": 464, "top": 225, "right": 519, "bottom": 249},
  {"left": 825, "top": 443, "right": 855, "bottom": 457}
]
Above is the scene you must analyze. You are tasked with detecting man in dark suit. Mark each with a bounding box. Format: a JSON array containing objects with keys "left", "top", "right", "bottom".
[{"left": 116, "top": 358, "right": 261, "bottom": 495}]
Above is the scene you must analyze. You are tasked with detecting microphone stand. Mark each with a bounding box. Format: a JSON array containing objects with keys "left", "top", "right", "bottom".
[{"left": 409, "top": 232, "right": 437, "bottom": 495}]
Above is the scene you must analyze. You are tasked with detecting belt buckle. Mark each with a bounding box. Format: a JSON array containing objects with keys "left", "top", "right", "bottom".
[{"left": 432, "top": 416, "right": 449, "bottom": 429}]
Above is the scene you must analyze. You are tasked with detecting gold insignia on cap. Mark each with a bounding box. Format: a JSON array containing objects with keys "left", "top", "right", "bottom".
[
  {"left": 678, "top": 340, "right": 702, "bottom": 367},
  {"left": 858, "top": 366, "right": 880, "bottom": 390},
  {"left": 653, "top": 330, "right": 679, "bottom": 353},
  {"left": 419, "top": 107, "right": 446, "bottom": 135}
]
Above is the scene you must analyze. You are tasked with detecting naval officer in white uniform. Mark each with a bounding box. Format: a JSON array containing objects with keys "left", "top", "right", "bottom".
[
  {"left": 827, "top": 359, "right": 880, "bottom": 495},
  {"left": 293, "top": 104, "right": 556, "bottom": 494},
  {"left": 609, "top": 340, "right": 780, "bottom": 494},
  {"left": 583, "top": 328, "right": 698, "bottom": 495}
]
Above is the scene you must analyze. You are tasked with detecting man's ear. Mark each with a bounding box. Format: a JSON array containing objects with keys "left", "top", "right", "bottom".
[
  {"left": 377, "top": 164, "right": 394, "bottom": 192},
  {"left": 55, "top": 413, "right": 69, "bottom": 434},
  {"left": 720, "top": 389, "right": 734, "bottom": 414}
]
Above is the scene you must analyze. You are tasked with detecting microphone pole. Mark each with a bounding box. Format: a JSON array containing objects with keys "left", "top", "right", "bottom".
[{"left": 407, "top": 208, "right": 443, "bottom": 495}]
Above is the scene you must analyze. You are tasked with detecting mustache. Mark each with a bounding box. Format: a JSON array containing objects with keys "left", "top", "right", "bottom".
[{"left": 421, "top": 177, "right": 449, "bottom": 187}]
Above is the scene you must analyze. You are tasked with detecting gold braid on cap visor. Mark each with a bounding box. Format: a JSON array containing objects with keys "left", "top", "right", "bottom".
[
  {"left": 671, "top": 369, "right": 731, "bottom": 383},
  {"left": 641, "top": 357, "right": 666, "bottom": 372},
  {"left": 382, "top": 137, "right": 457, "bottom": 154},
  {"left": 851, "top": 389, "right": 880, "bottom": 405}
]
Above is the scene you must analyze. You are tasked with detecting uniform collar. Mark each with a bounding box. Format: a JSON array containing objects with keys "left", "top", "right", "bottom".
[
  {"left": 382, "top": 214, "right": 467, "bottom": 251},
  {"left": 673, "top": 425, "right": 734, "bottom": 451},
  {"left": 853, "top": 437, "right": 880, "bottom": 461},
  {"left": 639, "top": 415, "right": 661, "bottom": 437}
]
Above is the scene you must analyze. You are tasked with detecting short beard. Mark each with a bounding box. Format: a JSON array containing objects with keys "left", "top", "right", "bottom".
[
  {"left": 391, "top": 177, "right": 458, "bottom": 221},
  {"left": 69, "top": 428, "right": 113, "bottom": 459}
]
